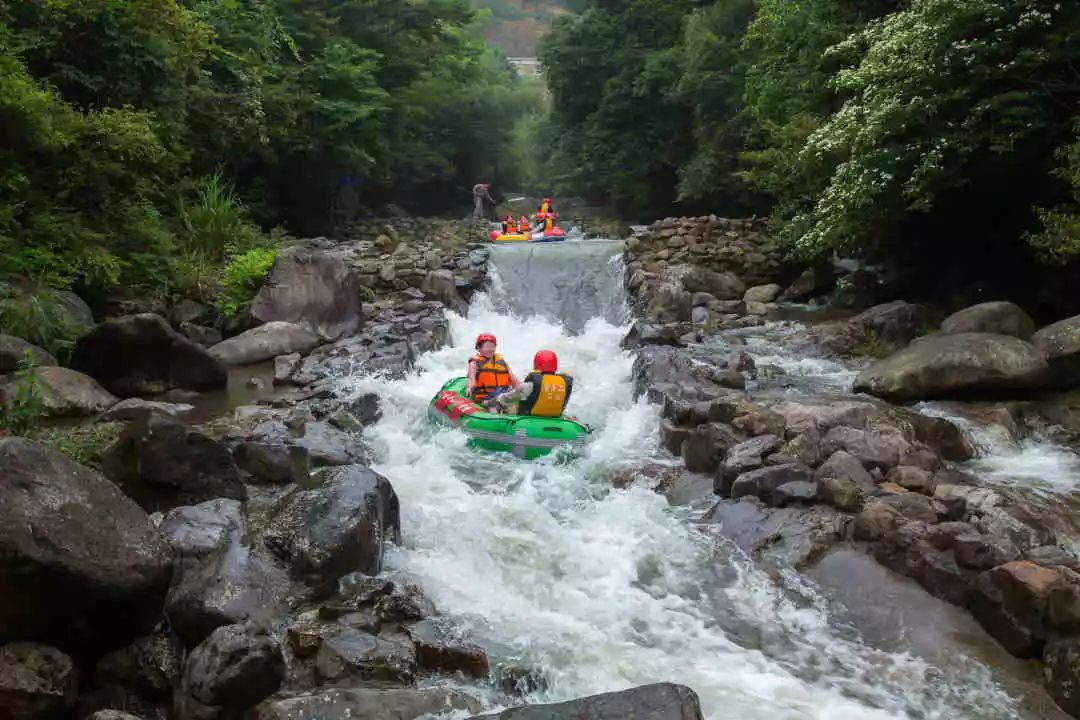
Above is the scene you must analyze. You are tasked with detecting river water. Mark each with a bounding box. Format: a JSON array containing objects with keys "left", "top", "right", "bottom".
[{"left": 339, "top": 240, "right": 1065, "bottom": 719}]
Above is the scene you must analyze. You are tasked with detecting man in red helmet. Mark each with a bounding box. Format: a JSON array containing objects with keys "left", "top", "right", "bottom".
[
  {"left": 486, "top": 349, "right": 573, "bottom": 417},
  {"left": 467, "top": 333, "right": 519, "bottom": 403}
]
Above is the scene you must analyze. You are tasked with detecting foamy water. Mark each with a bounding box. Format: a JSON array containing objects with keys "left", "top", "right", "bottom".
[{"left": 334, "top": 245, "right": 1028, "bottom": 719}]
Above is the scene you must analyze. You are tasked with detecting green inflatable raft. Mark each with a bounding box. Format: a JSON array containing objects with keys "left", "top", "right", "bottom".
[{"left": 428, "top": 377, "right": 590, "bottom": 459}]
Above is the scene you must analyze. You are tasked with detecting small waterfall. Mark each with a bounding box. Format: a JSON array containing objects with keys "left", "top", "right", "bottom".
[{"left": 486, "top": 239, "right": 630, "bottom": 333}]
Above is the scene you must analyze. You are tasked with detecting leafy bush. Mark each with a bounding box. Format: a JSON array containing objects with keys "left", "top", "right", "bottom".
[
  {"left": 0, "top": 352, "right": 43, "bottom": 437},
  {"left": 216, "top": 246, "right": 279, "bottom": 317},
  {"left": 0, "top": 288, "right": 86, "bottom": 361},
  {"left": 32, "top": 422, "right": 123, "bottom": 471}
]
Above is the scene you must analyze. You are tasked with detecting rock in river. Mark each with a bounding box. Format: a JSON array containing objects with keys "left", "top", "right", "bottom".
[
  {"left": 178, "top": 623, "right": 284, "bottom": 716},
  {"left": 467, "top": 682, "right": 704, "bottom": 720},
  {"left": 70, "top": 314, "right": 227, "bottom": 396},
  {"left": 0, "top": 438, "right": 172, "bottom": 657},
  {"left": 1, "top": 366, "right": 116, "bottom": 418},
  {"left": 854, "top": 333, "right": 1050, "bottom": 401},
  {"left": 0, "top": 642, "right": 78, "bottom": 719},
  {"left": 940, "top": 301, "right": 1036, "bottom": 339},
  {"left": 254, "top": 688, "right": 482, "bottom": 720},
  {"left": 251, "top": 241, "right": 366, "bottom": 341},
  {"left": 262, "top": 465, "right": 401, "bottom": 587},
  {"left": 209, "top": 321, "right": 321, "bottom": 366},
  {"left": 1032, "top": 313, "right": 1080, "bottom": 388},
  {"left": 102, "top": 411, "right": 246, "bottom": 513}
]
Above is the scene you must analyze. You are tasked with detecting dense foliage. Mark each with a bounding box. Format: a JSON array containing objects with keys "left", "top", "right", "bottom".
[
  {"left": 0, "top": 0, "right": 532, "bottom": 301},
  {"left": 541, "top": 0, "right": 1080, "bottom": 285}
]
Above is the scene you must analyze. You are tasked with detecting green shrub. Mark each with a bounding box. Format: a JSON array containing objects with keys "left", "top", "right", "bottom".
[
  {"left": 216, "top": 246, "right": 279, "bottom": 316},
  {"left": 178, "top": 173, "right": 268, "bottom": 262},
  {"left": 32, "top": 422, "right": 123, "bottom": 471},
  {"left": 0, "top": 289, "right": 86, "bottom": 361},
  {"left": 0, "top": 352, "right": 43, "bottom": 437}
]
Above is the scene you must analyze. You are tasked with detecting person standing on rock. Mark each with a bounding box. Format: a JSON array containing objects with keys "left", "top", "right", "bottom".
[
  {"left": 473, "top": 183, "right": 494, "bottom": 220},
  {"left": 467, "top": 333, "right": 519, "bottom": 403}
]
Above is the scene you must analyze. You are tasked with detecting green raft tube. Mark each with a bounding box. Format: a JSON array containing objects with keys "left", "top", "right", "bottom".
[{"left": 428, "top": 377, "right": 591, "bottom": 460}]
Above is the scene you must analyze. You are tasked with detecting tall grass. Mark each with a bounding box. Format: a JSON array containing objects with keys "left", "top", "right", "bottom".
[{"left": 0, "top": 289, "right": 86, "bottom": 361}]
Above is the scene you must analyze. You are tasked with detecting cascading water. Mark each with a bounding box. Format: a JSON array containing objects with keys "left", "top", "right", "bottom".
[{"left": 338, "top": 242, "right": 1050, "bottom": 719}]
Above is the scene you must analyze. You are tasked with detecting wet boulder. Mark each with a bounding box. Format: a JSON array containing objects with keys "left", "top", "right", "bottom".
[
  {"left": 884, "top": 465, "right": 935, "bottom": 493},
  {"left": 969, "top": 561, "right": 1064, "bottom": 657},
  {"left": 102, "top": 411, "right": 245, "bottom": 513},
  {"left": 873, "top": 522, "right": 975, "bottom": 605},
  {"left": 0, "top": 642, "right": 77, "bottom": 719},
  {"left": 421, "top": 270, "right": 466, "bottom": 314},
  {"left": 253, "top": 688, "right": 482, "bottom": 720},
  {"left": 177, "top": 623, "right": 284, "bottom": 719},
  {"left": 821, "top": 426, "right": 908, "bottom": 471},
  {"left": 87, "top": 712, "right": 143, "bottom": 720},
  {"left": 701, "top": 498, "right": 844, "bottom": 569},
  {"left": 715, "top": 434, "right": 781, "bottom": 496},
  {"left": 315, "top": 629, "right": 417, "bottom": 685},
  {"left": 102, "top": 398, "right": 194, "bottom": 423},
  {"left": 262, "top": 465, "right": 401, "bottom": 587},
  {"left": 1032, "top": 314, "right": 1080, "bottom": 388},
  {"left": 2, "top": 366, "right": 116, "bottom": 418},
  {"left": 409, "top": 619, "right": 489, "bottom": 679},
  {"left": 620, "top": 321, "right": 689, "bottom": 350},
  {"left": 166, "top": 542, "right": 293, "bottom": 648},
  {"left": 1044, "top": 636, "right": 1080, "bottom": 718},
  {"left": 0, "top": 334, "right": 56, "bottom": 374},
  {"left": 251, "top": 241, "right": 365, "bottom": 341},
  {"left": 93, "top": 632, "right": 183, "bottom": 713},
  {"left": 660, "top": 421, "right": 691, "bottom": 456},
  {"left": 953, "top": 532, "right": 1020, "bottom": 571},
  {"left": 814, "top": 450, "right": 875, "bottom": 512},
  {"left": 180, "top": 322, "right": 222, "bottom": 348},
  {"left": 795, "top": 301, "right": 929, "bottom": 358},
  {"left": 0, "top": 438, "right": 172, "bottom": 657},
  {"left": 729, "top": 463, "right": 813, "bottom": 503},
  {"left": 290, "top": 421, "right": 369, "bottom": 468},
  {"left": 940, "top": 301, "right": 1035, "bottom": 339},
  {"left": 160, "top": 499, "right": 246, "bottom": 565},
  {"left": 743, "top": 283, "right": 781, "bottom": 304},
  {"left": 854, "top": 333, "right": 1050, "bottom": 401},
  {"left": 233, "top": 442, "right": 310, "bottom": 485},
  {"left": 681, "top": 268, "right": 745, "bottom": 300},
  {"left": 71, "top": 314, "right": 227, "bottom": 396},
  {"left": 209, "top": 322, "right": 320, "bottom": 366},
  {"left": 467, "top": 683, "right": 703, "bottom": 720},
  {"left": 681, "top": 422, "right": 739, "bottom": 473}
]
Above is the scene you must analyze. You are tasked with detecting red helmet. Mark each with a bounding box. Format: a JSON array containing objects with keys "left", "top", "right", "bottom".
[
  {"left": 534, "top": 350, "right": 558, "bottom": 374},
  {"left": 543, "top": 197, "right": 552, "bottom": 203},
  {"left": 475, "top": 333, "right": 497, "bottom": 349}
]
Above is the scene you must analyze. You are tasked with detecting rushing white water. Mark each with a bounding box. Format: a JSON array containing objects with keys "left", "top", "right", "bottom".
[{"left": 338, "top": 246, "right": 1034, "bottom": 719}]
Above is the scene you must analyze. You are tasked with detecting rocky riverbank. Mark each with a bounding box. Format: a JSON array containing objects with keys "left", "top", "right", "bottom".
[{"left": 623, "top": 215, "right": 1080, "bottom": 718}]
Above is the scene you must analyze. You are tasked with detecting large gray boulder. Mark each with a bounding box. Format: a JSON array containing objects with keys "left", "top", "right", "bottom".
[
  {"left": 178, "top": 623, "right": 284, "bottom": 717},
  {"left": 166, "top": 542, "right": 293, "bottom": 648},
  {"left": 251, "top": 242, "right": 365, "bottom": 341},
  {"left": 940, "top": 301, "right": 1035, "bottom": 339},
  {"left": 797, "top": 301, "right": 930, "bottom": 358},
  {"left": 681, "top": 268, "right": 745, "bottom": 300},
  {"left": 0, "top": 642, "right": 78, "bottom": 719},
  {"left": 0, "top": 334, "right": 56, "bottom": 374},
  {"left": 262, "top": 465, "right": 400, "bottom": 587},
  {"left": 209, "top": 321, "right": 320, "bottom": 366},
  {"left": 70, "top": 314, "right": 227, "bottom": 396},
  {"left": 160, "top": 499, "right": 246, "bottom": 564},
  {"left": 1032, "top": 314, "right": 1080, "bottom": 388},
  {"left": 0, "top": 438, "right": 172, "bottom": 656},
  {"left": 421, "top": 270, "right": 466, "bottom": 314},
  {"left": 1, "top": 366, "right": 116, "bottom": 418},
  {"left": 854, "top": 333, "right": 1050, "bottom": 401},
  {"left": 253, "top": 688, "right": 482, "bottom": 720},
  {"left": 102, "top": 411, "right": 245, "bottom": 513},
  {"left": 468, "top": 683, "right": 703, "bottom": 720}
]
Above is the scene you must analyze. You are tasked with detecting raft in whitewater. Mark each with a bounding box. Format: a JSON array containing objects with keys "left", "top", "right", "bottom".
[
  {"left": 489, "top": 226, "right": 567, "bottom": 243},
  {"left": 428, "top": 377, "right": 590, "bottom": 460}
]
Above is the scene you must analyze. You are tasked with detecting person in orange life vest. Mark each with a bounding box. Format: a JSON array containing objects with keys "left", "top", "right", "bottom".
[
  {"left": 466, "top": 333, "right": 519, "bottom": 403},
  {"left": 501, "top": 215, "right": 517, "bottom": 234},
  {"left": 487, "top": 350, "right": 572, "bottom": 417},
  {"left": 519, "top": 215, "right": 531, "bottom": 233}
]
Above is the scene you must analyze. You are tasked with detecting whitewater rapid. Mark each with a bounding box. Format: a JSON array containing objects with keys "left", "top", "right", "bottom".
[{"left": 337, "top": 241, "right": 1034, "bottom": 719}]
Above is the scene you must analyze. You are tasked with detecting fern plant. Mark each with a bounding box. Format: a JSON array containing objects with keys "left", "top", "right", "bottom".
[{"left": 0, "top": 352, "right": 44, "bottom": 437}]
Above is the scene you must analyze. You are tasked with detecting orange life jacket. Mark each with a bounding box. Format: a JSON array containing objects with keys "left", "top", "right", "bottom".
[
  {"left": 471, "top": 353, "right": 511, "bottom": 401},
  {"left": 518, "top": 372, "right": 572, "bottom": 417},
  {"left": 544, "top": 216, "right": 555, "bottom": 231}
]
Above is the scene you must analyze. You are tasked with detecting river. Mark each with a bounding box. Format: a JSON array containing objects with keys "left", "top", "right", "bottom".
[{"left": 338, "top": 239, "right": 1068, "bottom": 719}]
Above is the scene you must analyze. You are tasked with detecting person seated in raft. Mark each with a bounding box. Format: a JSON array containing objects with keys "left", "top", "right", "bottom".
[
  {"left": 467, "top": 333, "right": 519, "bottom": 405},
  {"left": 501, "top": 215, "right": 517, "bottom": 235},
  {"left": 485, "top": 350, "right": 573, "bottom": 417},
  {"left": 519, "top": 215, "right": 531, "bottom": 233}
]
